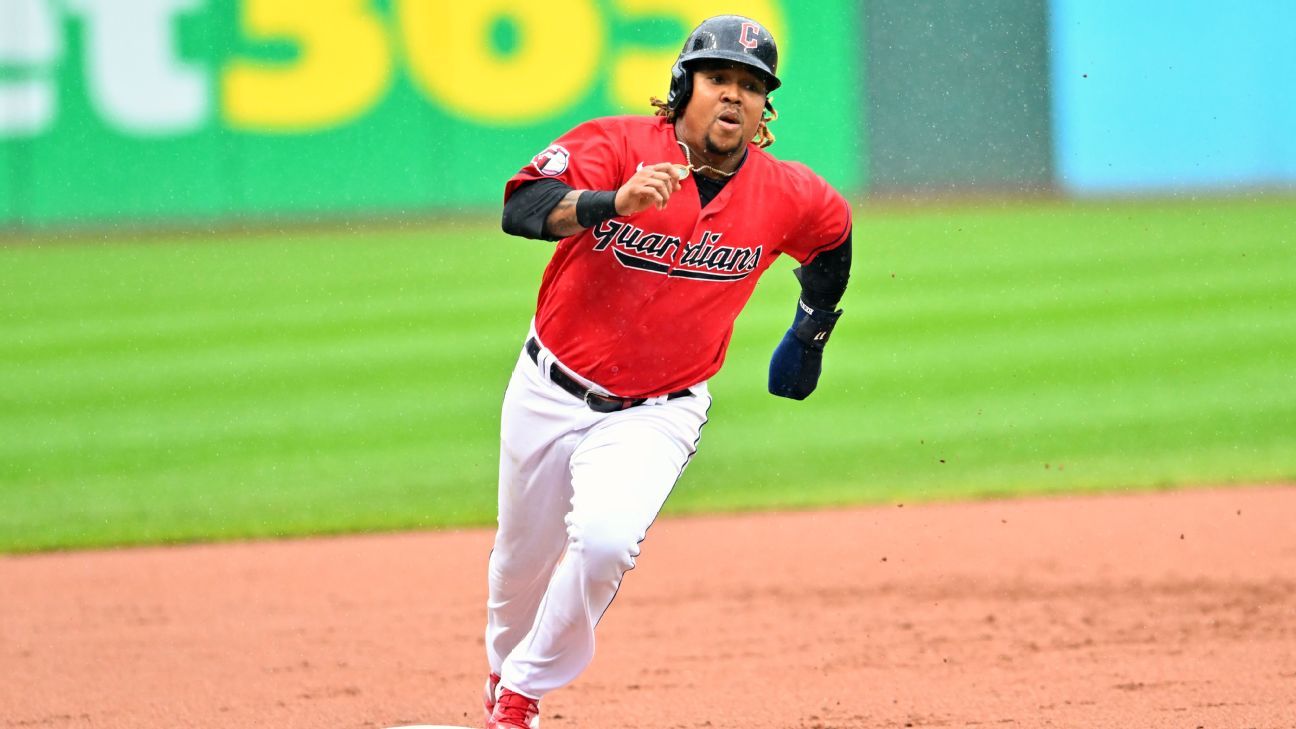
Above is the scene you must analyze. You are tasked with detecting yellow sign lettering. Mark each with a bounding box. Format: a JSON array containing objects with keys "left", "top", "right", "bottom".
[
  {"left": 398, "top": 1, "right": 603, "bottom": 124},
  {"left": 223, "top": 0, "right": 392, "bottom": 132}
]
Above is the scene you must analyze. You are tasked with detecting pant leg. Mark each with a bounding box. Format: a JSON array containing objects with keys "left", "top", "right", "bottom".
[
  {"left": 485, "top": 351, "right": 599, "bottom": 673},
  {"left": 499, "top": 387, "right": 711, "bottom": 698}
]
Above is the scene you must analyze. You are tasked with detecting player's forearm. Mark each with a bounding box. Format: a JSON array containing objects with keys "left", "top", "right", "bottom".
[
  {"left": 502, "top": 179, "right": 574, "bottom": 241},
  {"left": 543, "top": 190, "right": 585, "bottom": 238},
  {"left": 503, "top": 179, "right": 621, "bottom": 241},
  {"left": 547, "top": 189, "right": 621, "bottom": 238}
]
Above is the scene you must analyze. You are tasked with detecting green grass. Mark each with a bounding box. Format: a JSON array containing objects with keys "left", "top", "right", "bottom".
[{"left": 2, "top": 197, "right": 1294, "bottom": 552}]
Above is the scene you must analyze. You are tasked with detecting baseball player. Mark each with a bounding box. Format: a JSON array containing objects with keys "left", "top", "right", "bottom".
[{"left": 482, "top": 15, "right": 852, "bottom": 729}]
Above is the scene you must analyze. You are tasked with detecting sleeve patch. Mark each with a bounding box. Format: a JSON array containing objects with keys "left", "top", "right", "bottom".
[{"left": 531, "top": 144, "right": 571, "bottom": 176}]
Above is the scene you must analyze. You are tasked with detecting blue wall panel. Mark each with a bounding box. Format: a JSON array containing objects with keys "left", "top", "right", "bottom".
[{"left": 1049, "top": 1, "right": 1296, "bottom": 194}]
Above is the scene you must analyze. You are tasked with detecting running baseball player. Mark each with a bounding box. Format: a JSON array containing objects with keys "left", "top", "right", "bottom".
[{"left": 483, "top": 15, "right": 852, "bottom": 729}]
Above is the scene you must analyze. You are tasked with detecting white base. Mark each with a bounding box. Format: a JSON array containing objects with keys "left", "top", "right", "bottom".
[{"left": 385, "top": 725, "right": 477, "bottom": 729}]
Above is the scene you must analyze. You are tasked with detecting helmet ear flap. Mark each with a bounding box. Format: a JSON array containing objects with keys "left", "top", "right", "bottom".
[{"left": 666, "top": 61, "right": 692, "bottom": 115}]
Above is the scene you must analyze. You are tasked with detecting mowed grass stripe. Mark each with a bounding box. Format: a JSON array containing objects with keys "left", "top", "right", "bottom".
[
  {"left": 3, "top": 287, "right": 517, "bottom": 358},
  {"left": 3, "top": 240, "right": 540, "bottom": 353},
  {"left": 0, "top": 438, "right": 503, "bottom": 551},
  {"left": 854, "top": 305, "right": 1295, "bottom": 384},
  {"left": 856, "top": 197, "right": 1295, "bottom": 266},
  {"left": 0, "top": 355, "right": 513, "bottom": 474},
  {"left": 1, "top": 227, "right": 536, "bottom": 314},
  {"left": 735, "top": 285, "right": 1295, "bottom": 407},
  {"left": 2, "top": 322, "right": 514, "bottom": 408},
  {"left": 1, "top": 197, "right": 1293, "bottom": 551},
  {"left": 2, "top": 236, "right": 544, "bottom": 342},
  {"left": 868, "top": 260, "right": 1293, "bottom": 322},
  {"left": 685, "top": 395, "right": 1295, "bottom": 511},
  {"left": 7, "top": 258, "right": 1288, "bottom": 408},
  {"left": 707, "top": 347, "right": 1296, "bottom": 445},
  {"left": 10, "top": 334, "right": 1289, "bottom": 484}
]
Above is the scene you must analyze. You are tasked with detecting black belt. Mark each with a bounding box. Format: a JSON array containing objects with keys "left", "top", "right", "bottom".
[{"left": 525, "top": 338, "right": 692, "bottom": 413}]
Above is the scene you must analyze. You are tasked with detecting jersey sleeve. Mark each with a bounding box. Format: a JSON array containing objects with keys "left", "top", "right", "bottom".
[
  {"left": 780, "top": 167, "right": 853, "bottom": 265},
  {"left": 504, "top": 119, "right": 625, "bottom": 203}
]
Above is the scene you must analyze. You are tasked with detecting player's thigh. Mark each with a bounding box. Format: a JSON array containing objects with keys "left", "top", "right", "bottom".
[
  {"left": 495, "top": 352, "right": 592, "bottom": 554},
  {"left": 567, "top": 394, "right": 710, "bottom": 537},
  {"left": 502, "top": 350, "right": 583, "bottom": 443}
]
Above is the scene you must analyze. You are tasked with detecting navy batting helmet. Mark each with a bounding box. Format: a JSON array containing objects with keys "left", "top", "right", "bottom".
[{"left": 666, "top": 15, "right": 780, "bottom": 113}]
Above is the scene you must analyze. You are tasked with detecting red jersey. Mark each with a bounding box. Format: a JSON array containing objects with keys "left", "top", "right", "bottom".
[{"left": 504, "top": 115, "right": 851, "bottom": 398}]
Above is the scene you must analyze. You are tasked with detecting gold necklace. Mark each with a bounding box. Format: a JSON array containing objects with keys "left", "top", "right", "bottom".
[{"left": 677, "top": 140, "right": 738, "bottom": 179}]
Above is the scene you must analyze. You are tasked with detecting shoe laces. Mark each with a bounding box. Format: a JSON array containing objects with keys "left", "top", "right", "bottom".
[{"left": 494, "top": 690, "right": 539, "bottom": 729}]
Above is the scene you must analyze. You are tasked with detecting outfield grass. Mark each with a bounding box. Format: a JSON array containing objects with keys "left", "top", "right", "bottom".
[{"left": 2, "top": 197, "right": 1294, "bottom": 552}]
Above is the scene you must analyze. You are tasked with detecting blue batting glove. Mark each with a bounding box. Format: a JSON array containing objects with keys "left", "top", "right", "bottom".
[{"left": 768, "top": 299, "right": 843, "bottom": 400}]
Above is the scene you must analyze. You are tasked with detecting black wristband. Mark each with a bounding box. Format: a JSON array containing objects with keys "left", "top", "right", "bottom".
[
  {"left": 575, "top": 190, "right": 619, "bottom": 228},
  {"left": 791, "top": 298, "right": 843, "bottom": 352}
]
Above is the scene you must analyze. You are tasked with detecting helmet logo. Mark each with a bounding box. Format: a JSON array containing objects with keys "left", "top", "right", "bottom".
[{"left": 739, "top": 22, "right": 760, "bottom": 49}]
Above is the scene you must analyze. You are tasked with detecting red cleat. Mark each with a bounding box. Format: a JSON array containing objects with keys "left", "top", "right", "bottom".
[
  {"left": 487, "top": 687, "right": 540, "bottom": 729},
  {"left": 482, "top": 673, "right": 501, "bottom": 727}
]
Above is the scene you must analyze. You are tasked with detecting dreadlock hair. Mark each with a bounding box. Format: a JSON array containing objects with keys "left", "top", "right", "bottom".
[{"left": 650, "top": 96, "right": 778, "bottom": 149}]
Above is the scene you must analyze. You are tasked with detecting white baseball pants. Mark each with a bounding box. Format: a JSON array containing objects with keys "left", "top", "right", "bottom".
[{"left": 484, "top": 332, "right": 711, "bottom": 699}]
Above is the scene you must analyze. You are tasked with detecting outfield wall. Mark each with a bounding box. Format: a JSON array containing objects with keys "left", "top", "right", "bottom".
[
  {"left": 864, "top": 0, "right": 1054, "bottom": 194},
  {"left": 1, "top": 1, "right": 1293, "bottom": 229},
  {"left": 0, "top": 0, "right": 861, "bottom": 229},
  {"left": 1048, "top": 0, "right": 1296, "bottom": 194}
]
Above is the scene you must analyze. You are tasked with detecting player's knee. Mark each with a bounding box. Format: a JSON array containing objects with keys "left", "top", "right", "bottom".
[{"left": 568, "top": 520, "right": 641, "bottom": 576}]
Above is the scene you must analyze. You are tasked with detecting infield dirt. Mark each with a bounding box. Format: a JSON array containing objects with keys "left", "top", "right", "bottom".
[{"left": 3, "top": 485, "right": 1294, "bottom": 728}]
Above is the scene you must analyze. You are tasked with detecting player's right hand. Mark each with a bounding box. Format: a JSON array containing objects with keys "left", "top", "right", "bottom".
[
  {"left": 768, "top": 299, "right": 843, "bottom": 400},
  {"left": 615, "top": 162, "right": 686, "bottom": 215}
]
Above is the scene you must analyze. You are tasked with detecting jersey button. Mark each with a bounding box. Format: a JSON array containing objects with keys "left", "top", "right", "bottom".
[{"left": 610, "top": 366, "right": 620, "bottom": 374}]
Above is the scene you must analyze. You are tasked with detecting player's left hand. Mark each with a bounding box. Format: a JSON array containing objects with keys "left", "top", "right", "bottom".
[{"left": 768, "top": 299, "right": 843, "bottom": 400}]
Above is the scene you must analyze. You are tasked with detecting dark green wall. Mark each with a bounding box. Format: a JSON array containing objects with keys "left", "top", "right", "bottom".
[{"left": 864, "top": 0, "right": 1053, "bottom": 193}]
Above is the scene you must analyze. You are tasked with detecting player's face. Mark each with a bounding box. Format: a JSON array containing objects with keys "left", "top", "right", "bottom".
[{"left": 682, "top": 63, "right": 768, "bottom": 158}]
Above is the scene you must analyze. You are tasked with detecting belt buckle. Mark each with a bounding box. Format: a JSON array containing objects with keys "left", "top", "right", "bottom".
[{"left": 584, "top": 391, "right": 629, "bottom": 413}]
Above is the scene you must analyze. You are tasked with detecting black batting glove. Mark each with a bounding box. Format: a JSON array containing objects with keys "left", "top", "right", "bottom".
[{"left": 768, "top": 298, "right": 843, "bottom": 400}]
